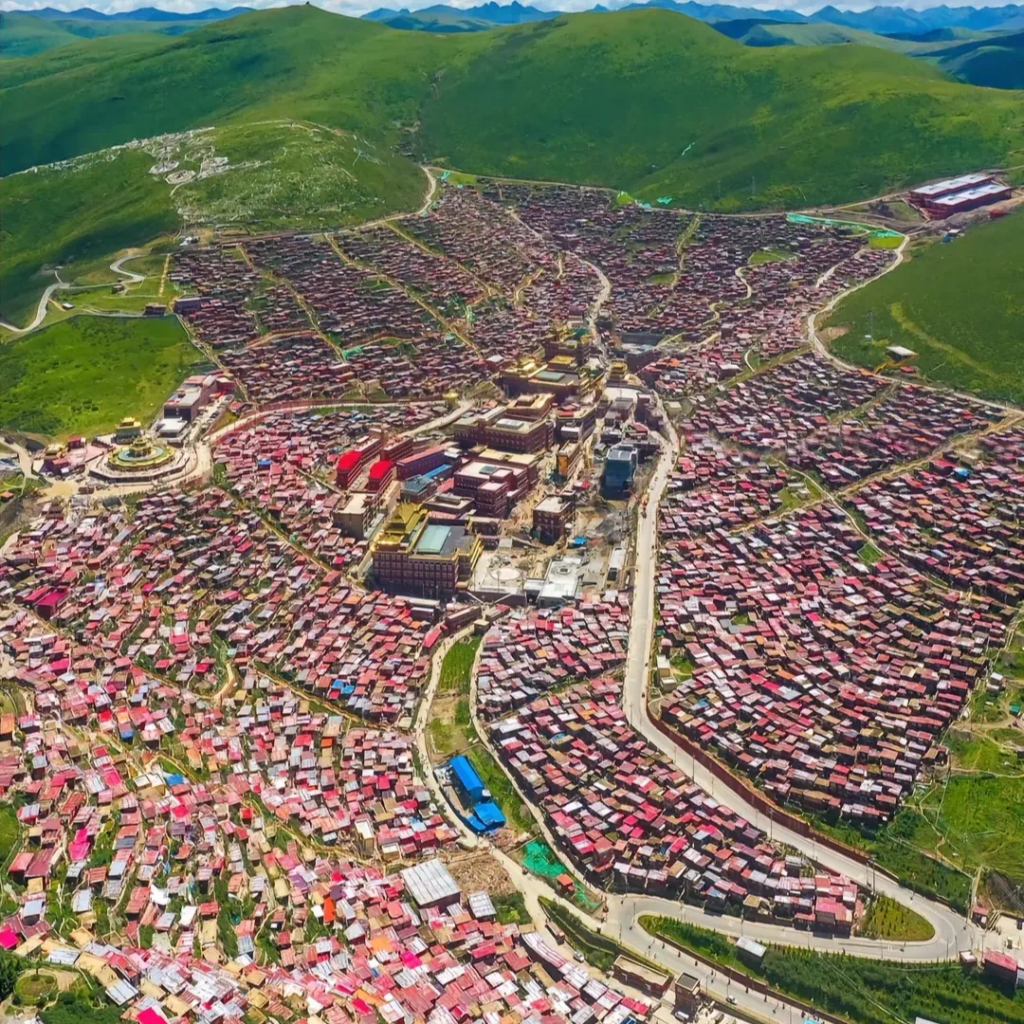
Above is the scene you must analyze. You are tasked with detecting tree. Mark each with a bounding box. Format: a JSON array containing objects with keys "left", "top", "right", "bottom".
[{"left": 0, "top": 950, "right": 21, "bottom": 1001}]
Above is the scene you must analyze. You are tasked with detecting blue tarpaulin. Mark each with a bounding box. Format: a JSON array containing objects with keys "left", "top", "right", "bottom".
[
  {"left": 450, "top": 755, "right": 485, "bottom": 804},
  {"left": 464, "top": 801, "right": 506, "bottom": 833}
]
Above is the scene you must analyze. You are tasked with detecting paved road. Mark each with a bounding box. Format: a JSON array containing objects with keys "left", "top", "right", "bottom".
[
  {"left": 415, "top": 631, "right": 791, "bottom": 1023},
  {"left": 0, "top": 251, "right": 148, "bottom": 335},
  {"left": 619, "top": 397, "right": 979, "bottom": 962},
  {"left": 0, "top": 273, "right": 66, "bottom": 334},
  {"left": 110, "top": 252, "right": 146, "bottom": 284}
]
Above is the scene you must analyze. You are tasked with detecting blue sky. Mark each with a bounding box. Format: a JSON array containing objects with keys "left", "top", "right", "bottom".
[{"left": 1, "top": 0, "right": 1017, "bottom": 19}]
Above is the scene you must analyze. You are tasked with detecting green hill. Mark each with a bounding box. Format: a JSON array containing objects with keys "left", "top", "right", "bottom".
[
  {"left": 0, "top": 10, "right": 239, "bottom": 59},
  {"left": 1, "top": 12, "right": 85, "bottom": 58},
  {"left": 928, "top": 30, "right": 1024, "bottom": 89},
  {"left": 2, "top": 7, "right": 1022, "bottom": 214},
  {"left": 826, "top": 211, "right": 1024, "bottom": 405},
  {"left": 713, "top": 18, "right": 915, "bottom": 50},
  {"left": 0, "top": 120, "right": 425, "bottom": 327},
  {"left": 0, "top": 314, "right": 202, "bottom": 439},
  {"left": 3, "top": 5, "right": 1024, "bottom": 325},
  {"left": 710, "top": 16, "right": 1024, "bottom": 88}
]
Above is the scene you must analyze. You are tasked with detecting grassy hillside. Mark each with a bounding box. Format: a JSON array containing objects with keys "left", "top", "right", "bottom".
[
  {"left": 930, "top": 31, "right": 1024, "bottom": 89},
  {"left": 0, "top": 11, "right": 216, "bottom": 60},
  {"left": 374, "top": 9, "right": 496, "bottom": 31},
  {"left": 1, "top": 12, "right": 84, "bottom": 58},
  {"left": 0, "top": 120, "right": 426, "bottom": 327},
  {"left": 0, "top": 314, "right": 202, "bottom": 438},
  {"left": 419, "top": 12, "right": 1024, "bottom": 209},
  {"left": 2, "top": 7, "right": 1022, "bottom": 215},
  {"left": 713, "top": 18, "right": 914, "bottom": 50},
  {"left": 1, "top": 146, "right": 175, "bottom": 328},
  {"left": 826, "top": 211, "right": 1024, "bottom": 405},
  {"left": 711, "top": 16, "right": 1024, "bottom": 88}
]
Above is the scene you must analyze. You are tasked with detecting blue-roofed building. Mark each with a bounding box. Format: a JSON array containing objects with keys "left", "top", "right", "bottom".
[
  {"left": 466, "top": 801, "right": 506, "bottom": 833},
  {"left": 448, "top": 756, "right": 507, "bottom": 833},
  {"left": 450, "top": 755, "right": 485, "bottom": 805}
]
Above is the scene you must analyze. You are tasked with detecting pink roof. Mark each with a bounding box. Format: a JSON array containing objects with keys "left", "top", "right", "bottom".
[
  {"left": 337, "top": 450, "right": 363, "bottom": 472},
  {"left": 368, "top": 459, "right": 394, "bottom": 482}
]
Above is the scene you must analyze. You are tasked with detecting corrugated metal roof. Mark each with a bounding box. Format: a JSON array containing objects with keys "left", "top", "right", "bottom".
[{"left": 400, "top": 858, "right": 460, "bottom": 908}]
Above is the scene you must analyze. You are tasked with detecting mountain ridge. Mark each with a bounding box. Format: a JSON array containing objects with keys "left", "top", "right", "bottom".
[
  {"left": 3, "top": 5, "right": 1022, "bottom": 207},
  {"left": 8, "top": 2, "right": 1024, "bottom": 34},
  {"left": 17, "top": 5, "right": 253, "bottom": 20}
]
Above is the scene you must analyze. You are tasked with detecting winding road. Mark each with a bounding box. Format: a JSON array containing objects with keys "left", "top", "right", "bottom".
[
  {"left": 0, "top": 253, "right": 149, "bottom": 335},
  {"left": 0, "top": 273, "right": 67, "bottom": 335},
  {"left": 616, "top": 372, "right": 978, "bottom": 963}
]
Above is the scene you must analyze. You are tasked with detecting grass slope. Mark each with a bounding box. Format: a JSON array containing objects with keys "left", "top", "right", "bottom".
[
  {"left": 0, "top": 11, "right": 213, "bottom": 60},
  {"left": 0, "top": 314, "right": 202, "bottom": 439},
  {"left": 1, "top": 12, "right": 84, "bottom": 58},
  {"left": 935, "top": 31, "right": 1024, "bottom": 89},
  {"left": 1, "top": 146, "right": 175, "bottom": 328},
  {"left": 713, "top": 18, "right": 915, "bottom": 50},
  {"left": 715, "top": 17, "right": 1024, "bottom": 88},
  {"left": 826, "top": 212, "right": 1024, "bottom": 405},
  {"left": 857, "top": 893, "right": 934, "bottom": 941},
  {"left": 0, "top": 120, "right": 425, "bottom": 327},
  {"left": 2, "top": 7, "right": 1023, "bottom": 212}
]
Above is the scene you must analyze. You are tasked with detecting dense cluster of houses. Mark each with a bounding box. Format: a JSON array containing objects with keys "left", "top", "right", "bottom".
[
  {"left": 786, "top": 385, "right": 997, "bottom": 487},
  {"left": 0, "top": 485, "right": 440, "bottom": 720},
  {"left": 215, "top": 406, "right": 447, "bottom": 481},
  {"left": 637, "top": 241, "right": 893, "bottom": 401},
  {"left": 660, "top": 435, "right": 788, "bottom": 539},
  {"left": 168, "top": 672, "right": 460, "bottom": 856},
  {"left": 171, "top": 247, "right": 261, "bottom": 348},
  {"left": 489, "top": 680, "right": 859, "bottom": 931},
  {"left": 7, "top": 177, "right": 1023, "bottom": 1020},
  {"left": 246, "top": 235, "right": 437, "bottom": 344},
  {"left": 336, "top": 224, "right": 485, "bottom": 313},
  {"left": 212, "top": 404, "right": 446, "bottom": 574},
  {"left": 682, "top": 354, "right": 886, "bottom": 450},
  {"left": 1, "top": 714, "right": 656, "bottom": 1024},
  {"left": 405, "top": 186, "right": 550, "bottom": 293},
  {"left": 847, "top": 426, "right": 1024, "bottom": 606},
  {"left": 657, "top": 505, "right": 1013, "bottom": 826},
  {"left": 219, "top": 332, "right": 359, "bottom": 404},
  {"left": 476, "top": 601, "right": 631, "bottom": 720}
]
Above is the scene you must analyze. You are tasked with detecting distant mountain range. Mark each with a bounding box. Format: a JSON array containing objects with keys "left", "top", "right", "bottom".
[
  {"left": 360, "top": 1, "right": 1024, "bottom": 34},
  {"left": 0, "top": 4, "right": 256, "bottom": 58},
  {"left": 7, "top": 2, "right": 1024, "bottom": 35},
  {"left": 5, "top": 0, "right": 1024, "bottom": 60},
  {"left": 22, "top": 5, "right": 252, "bottom": 20}
]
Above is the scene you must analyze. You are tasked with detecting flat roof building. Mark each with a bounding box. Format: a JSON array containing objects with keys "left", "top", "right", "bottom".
[
  {"left": 538, "top": 555, "right": 585, "bottom": 606},
  {"left": 401, "top": 859, "right": 461, "bottom": 910},
  {"left": 533, "top": 494, "right": 574, "bottom": 544},
  {"left": 909, "top": 173, "right": 992, "bottom": 201},
  {"left": 925, "top": 181, "right": 1012, "bottom": 217},
  {"left": 334, "top": 492, "right": 377, "bottom": 539},
  {"left": 372, "top": 503, "right": 482, "bottom": 596},
  {"left": 603, "top": 444, "right": 638, "bottom": 496}
]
